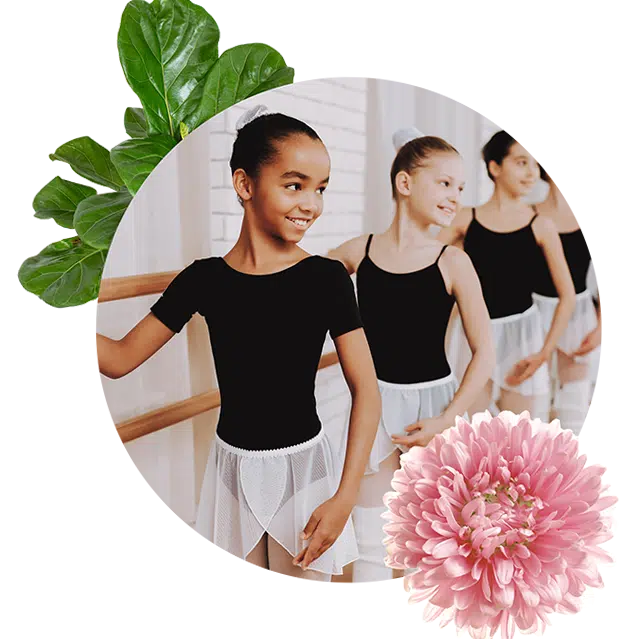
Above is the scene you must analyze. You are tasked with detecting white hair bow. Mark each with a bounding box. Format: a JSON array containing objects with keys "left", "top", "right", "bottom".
[
  {"left": 392, "top": 126, "right": 425, "bottom": 151},
  {"left": 235, "top": 104, "right": 271, "bottom": 131}
]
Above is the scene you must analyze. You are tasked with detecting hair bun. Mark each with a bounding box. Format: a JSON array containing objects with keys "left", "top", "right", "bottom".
[
  {"left": 235, "top": 104, "right": 271, "bottom": 132},
  {"left": 392, "top": 126, "right": 425, "bottom": 151}
]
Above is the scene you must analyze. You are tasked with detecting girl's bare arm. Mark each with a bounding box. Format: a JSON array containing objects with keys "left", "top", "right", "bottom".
[
  {"left": 295, "top": 327, "right": 380, "bottom": 569},
  {"left": 535, "top": 217, "right": 576, "bottom": 357},
  {"left": 442, "top": 248, "right": 495, "bottom": 419},
  {"left": 331, "top": 328, "right": 381, "bottom": 500},
  {"left": 97, "top": 313, "right": 176, "bottom": 379}
]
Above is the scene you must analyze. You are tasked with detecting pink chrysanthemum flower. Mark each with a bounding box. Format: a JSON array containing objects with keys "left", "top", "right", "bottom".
[{"left": 382, "top": 411, "right": 616, "bottom": 639}]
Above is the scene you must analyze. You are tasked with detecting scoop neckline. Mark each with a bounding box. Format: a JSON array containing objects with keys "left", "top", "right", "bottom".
[
  {"left": 361, "top": 253, "right": 442, "bottom": 276},
  {"left": 472, "top": 210, "right": 537, "bottom": 235},
  {"left": 219, "top": 254, "right": 320, "bottom": 277}
]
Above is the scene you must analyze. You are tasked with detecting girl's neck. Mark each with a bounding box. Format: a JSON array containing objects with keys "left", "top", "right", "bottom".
[
  {"left": 487, "top": 184, "right": 526, "bottom": 214},
  {"left": 227, "top": 218, "right": 307, "bottom": 270},
  {"left": 387, "top": 200, "right": 438, "bottom": 249}
]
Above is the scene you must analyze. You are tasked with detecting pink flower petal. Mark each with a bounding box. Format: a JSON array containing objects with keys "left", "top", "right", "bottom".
[
  {"left": 431, "top": 520, "right": 456, "bottom": 537},
  {"left": 422, "top": 604, "right": 445, "bottom": 622},
  {"left": 520, "top": 551, "right": 542, "bottom": 577},
  {"left": 493, "top": 582, "right": 515, "bottom": 608},
  {"left": 443, "top": 555, "right": 472, "bottom": 577},
  {"left": 481, "top": 568, "right": 492, "bottom": 601},
  {"left": 493, "top": 557, "right": 514, "bottom": 587},
  {"left": 430, "top": 586, "right": 456, "bottom": 608},
  {"left": 450, "top": 573, "right": 480, "bottom": 591},
  {"left": 592, "top": 495, "right": 618, "bottom": 512},
  {"left": 454, "top": 586, "right": 475, "bottom": 610},
  {"left": 431, "top": 537, "right": 460, "bottom": 559}
]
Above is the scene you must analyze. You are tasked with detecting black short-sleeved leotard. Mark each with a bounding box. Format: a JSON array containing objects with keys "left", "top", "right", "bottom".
[{"left": 150, "top": 255, "right": 362, "bottom": 451}]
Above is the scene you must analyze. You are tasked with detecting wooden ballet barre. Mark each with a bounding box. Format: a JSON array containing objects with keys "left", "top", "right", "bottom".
[
  {"left": 116, "top": 351, "right": 340, "bottom": 443},
  {"left": 98, "top": 271, "right": 179, "bottom": 303}
]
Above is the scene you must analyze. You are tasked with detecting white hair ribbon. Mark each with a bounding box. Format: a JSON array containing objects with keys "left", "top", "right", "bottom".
[
  {"left": 235, "top": 104, "right": 271, "bottom": 132},
  {"left": 392, "top": 126, "right": 425, "bottom": 151}
]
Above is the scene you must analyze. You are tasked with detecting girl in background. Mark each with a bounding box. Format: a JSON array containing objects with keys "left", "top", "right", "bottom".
[
  {"left": 97, "top": 106, "right": 381, "bottom": 581},
  {"left": 440, "top": 131, "right": 575, "bottom": 416},
  {"left": 532, "top": 166, "right": 601, "bottom": 433},
  {"left": 329, "top": 129, "right": 494, "bottom": 581}
]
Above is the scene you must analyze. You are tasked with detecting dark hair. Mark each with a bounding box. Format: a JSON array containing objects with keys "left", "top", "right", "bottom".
[
  {"left": 538, "top": 163, "right": 550, "bottom": 182},
  {"left": 481, "top": 130, "right": 518, "bottom": 182},
  {"left": 390, "top": 136, "right": 459, "bottom": 199},
  {"left": 230, "top": 113, "right": 321, "bottom": 179}
]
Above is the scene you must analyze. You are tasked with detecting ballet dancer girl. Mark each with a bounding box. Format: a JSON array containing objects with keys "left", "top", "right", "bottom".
[
  {"left": 97, "top": 106, "right": 381, "bottom": 581},
  {"left": 439, "top": 131, "right": 575, "bottom": 416},
  {"left": 328, "top": 130, "right": 495, "bottom": 581},
  {"left": 532, "top": 165, "right": 601, "bottom": 433}
]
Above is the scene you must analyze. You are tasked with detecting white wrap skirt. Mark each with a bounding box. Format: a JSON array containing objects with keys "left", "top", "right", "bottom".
[
  {"left": 363, "top": 373, "right": 459, "bottom": 475},
  {"left": 447, "top": 304, "right": 550, "bottom": 397},
  {"left": 194, "top": 428, "right": 358, "bottom": 575},
  {"left": 533, "top": 289, "right": 598, "bottom": 365}
]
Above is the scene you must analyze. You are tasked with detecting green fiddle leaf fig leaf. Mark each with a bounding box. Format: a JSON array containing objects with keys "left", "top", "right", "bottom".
[
  {"left": 179, "top": 122, "right": 189, "bottom": 140},
  {"left": 49, "top": 137, "right": 124, "bottom": 190},
  {"left": 117, "top": 0, "right": 220, "bottom": 139},
  {"left": 18, "top": 237, "right": 106, "bottom": 308},
  {"left": 110, "top": 135, "right": 177, "bottom": 195},
  {"left": 185, "top": 43, "right": 294, "bottom": 132},
  {"left": 74, "top": 190, "right": 133, "bottom": 250},
  {"left": 33, "top": 177, "right": 97, "bottom": 229},
  {"left": 124, "top": 107, "right": 148, "bottom": 138}
]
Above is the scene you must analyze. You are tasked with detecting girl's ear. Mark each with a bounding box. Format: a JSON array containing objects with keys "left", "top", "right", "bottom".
[
  {"left": 233, "top": 169, "right": 253, "bottom": 203},
  {"left": 488, "top": 159, "right": 501, "bottom": 181},
  {"left": 395, "top": 170, "right": 411, "bottom": 197}
]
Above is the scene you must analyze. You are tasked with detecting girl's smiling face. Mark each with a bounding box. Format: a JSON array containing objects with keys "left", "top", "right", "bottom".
[
  {"left": 239, "top": 134, "right": 330, "bottom": 243},
  {"left": 398, "top": 152, "right": 465, "bottom": 227}
]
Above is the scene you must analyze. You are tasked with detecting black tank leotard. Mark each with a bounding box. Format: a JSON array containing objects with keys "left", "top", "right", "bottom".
[
  {"left": 463, "top": 208, "right": 539, "bottom": 319},
  {"left": 534, "top": 228, "right": 591, "bottom": 297},
  {"left": 356, "top": 234, "right": 455, "bottom": 384},
  {"left": 150, "top": 255, "right": 362, "bottom": 451}
]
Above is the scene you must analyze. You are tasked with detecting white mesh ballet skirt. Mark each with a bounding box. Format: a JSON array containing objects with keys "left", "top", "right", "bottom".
[
  {"left": 447, "top": 305, "right": 550, "bottom": 397},
  {"left": 533, "top": 290, "right": 598, "bottom": 364},
  {"left": 367, "top": 375, "right": 459, "bottom": 473},
  {"left": 195, "top": 429, "right": 357, "bottom": 574}
]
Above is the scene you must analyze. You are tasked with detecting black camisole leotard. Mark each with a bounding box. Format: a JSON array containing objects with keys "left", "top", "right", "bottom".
[
  {"left": 463, "top": 208, "right": 539, "bottom": 319},
  {"left": 356, "top": 234, "right": 455, "bottom": 384},
  {"left": 534, "top": 228, "right": 591, "bottom": 297}
]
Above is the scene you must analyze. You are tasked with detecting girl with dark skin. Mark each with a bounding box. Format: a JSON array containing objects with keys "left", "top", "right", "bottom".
[{"left": 98, "top": 106, "right": 380, "bottom": 580}]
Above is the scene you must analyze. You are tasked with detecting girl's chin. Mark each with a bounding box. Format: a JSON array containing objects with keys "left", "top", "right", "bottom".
[{"left": 431, "top": 213, "right": 455, "bottom": 227}]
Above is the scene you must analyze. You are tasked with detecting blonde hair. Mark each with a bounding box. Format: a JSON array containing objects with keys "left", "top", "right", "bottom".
[{"left": 390, "top": 136, "right": 459, "bottom": 199}]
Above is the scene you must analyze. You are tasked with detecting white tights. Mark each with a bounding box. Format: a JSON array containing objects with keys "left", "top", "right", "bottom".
[{"left": 552, "top": 350, "right": 592, "bottom": 435}]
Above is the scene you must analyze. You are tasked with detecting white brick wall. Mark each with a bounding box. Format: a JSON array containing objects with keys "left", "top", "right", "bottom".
[{"left": 205, "top": 78, "right": 368, "bottom": 449}]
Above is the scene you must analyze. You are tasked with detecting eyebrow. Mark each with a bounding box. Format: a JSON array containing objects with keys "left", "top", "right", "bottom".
[{"left": 280, "top": 170, "right": 330, "bottom": 184}]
